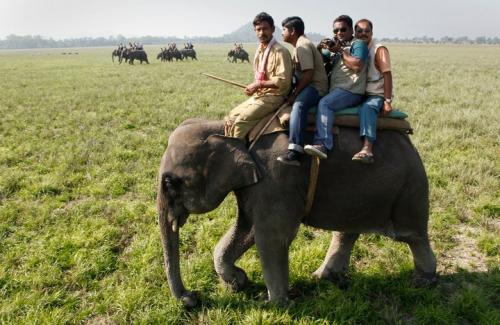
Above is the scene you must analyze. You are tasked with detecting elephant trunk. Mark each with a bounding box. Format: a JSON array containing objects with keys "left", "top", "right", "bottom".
[
  {"left": 158, "top": 210, "right": 184, "bottom": 297},
  {"left": 157, "top": 173, "right": 198, "bottom": 307}
]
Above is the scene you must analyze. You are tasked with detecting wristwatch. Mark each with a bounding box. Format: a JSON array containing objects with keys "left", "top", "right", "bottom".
[{"left": 385, "top": 98, "right": 392, "bottom": 104}]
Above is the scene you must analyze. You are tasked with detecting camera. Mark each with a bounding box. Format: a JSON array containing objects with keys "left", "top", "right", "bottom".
[{"left": 321, "top": 37, "right": 346, "bottom": 52}]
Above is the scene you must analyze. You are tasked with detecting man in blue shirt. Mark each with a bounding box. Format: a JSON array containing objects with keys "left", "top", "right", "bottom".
[{"left": 304, "top": 15, "right": 369, "bottom": 159}]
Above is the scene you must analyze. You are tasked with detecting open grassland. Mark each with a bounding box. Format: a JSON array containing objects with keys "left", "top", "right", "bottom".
[{"left": 0, "top": 44, "right": 499, "bottom": 324}]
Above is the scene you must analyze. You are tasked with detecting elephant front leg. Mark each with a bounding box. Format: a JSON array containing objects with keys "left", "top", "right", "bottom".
[
  {"left": 255, "top": 231, "right": 295, "bottom": 304},
  {"left": 214, "top": 219, "right": 254, "bottom": 291},
  {"left": 312, "top": 231, "right": 359, "bottom": 288}
]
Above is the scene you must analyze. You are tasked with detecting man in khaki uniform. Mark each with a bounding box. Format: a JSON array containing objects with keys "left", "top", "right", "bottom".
[{"left": 225, "top": 12, "right": 293, "bottom": 140}]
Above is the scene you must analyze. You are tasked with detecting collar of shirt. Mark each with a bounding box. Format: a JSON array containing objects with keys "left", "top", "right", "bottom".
[{"left": 258, "top": 43, "right": 268, "bottom": 53}]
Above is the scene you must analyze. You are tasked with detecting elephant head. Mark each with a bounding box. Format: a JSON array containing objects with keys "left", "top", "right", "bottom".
[{"left": 156, "top": 120, "right": 259, "bottom": 306}]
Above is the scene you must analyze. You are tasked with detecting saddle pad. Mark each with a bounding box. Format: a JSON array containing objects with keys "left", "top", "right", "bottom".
[
  {"left": 307, "top": 105, "right": 408, "bottom": 119},
  {"left": 248, "top": 105, "right": 412, "bottom": 142}
]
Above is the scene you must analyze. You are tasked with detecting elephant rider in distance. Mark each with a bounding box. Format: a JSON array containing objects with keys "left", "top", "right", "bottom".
[
  {"left": 276, "top": 16, "right": 329, "bottom": 166},
  {"left": 135, "top": 42, "right": 144, "bottom": 50},
  {"left": 224, "top": 12, "right": 293, "bottom": 140},
  {"left": 234, "top": 42, "right": 243, "bottom": 54},
  {"left": 351, "top": 18, "right": 393, "bottom": 164},
  {"left": 303, "top": 15, "right": 369, "bottom": 159}
]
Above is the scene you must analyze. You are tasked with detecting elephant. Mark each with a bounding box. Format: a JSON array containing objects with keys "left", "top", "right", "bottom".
[
  {"left": 227, "top": 49, "right": 250, "bottom": 63},
  {"left": 112, "top": 48, "right": 121, "bottom": 63},
  {"left": 126, "top": 49, "right": 149, "bottom": 64},
  {"left": 157, "top": 49, "right": 172, "bottom": 62},
  {"left": 119, "top": 50, "right": 129, "bottom": 64},
  {"left": 157, "top": 119, "right": 437, "bottom": 307},
  {"left": 170, "top": 49, "right": 183, "bottom": 61},
  {"left": 180, "top": 48, "right": 197, "bottom": 60}
]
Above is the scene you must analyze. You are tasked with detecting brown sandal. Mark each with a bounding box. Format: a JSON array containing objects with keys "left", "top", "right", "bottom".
[{"left": 352, "top": 151, "right": 374, "bottom": 164}]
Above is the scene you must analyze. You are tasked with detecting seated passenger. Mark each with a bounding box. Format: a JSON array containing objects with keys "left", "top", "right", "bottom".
[
  {"left": 351, "top": 19, "right": 394, "bottom": 164},
  {"left": 303, "top": 15, "right": 368, "bottom": 159},
  {"left": 277, "top": 16, "right": 328, "bottom": 166}
]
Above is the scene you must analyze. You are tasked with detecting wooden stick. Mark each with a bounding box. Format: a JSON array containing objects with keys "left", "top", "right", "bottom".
[{"left": 201, "top": 73, "right": 246, "bottom": 89}]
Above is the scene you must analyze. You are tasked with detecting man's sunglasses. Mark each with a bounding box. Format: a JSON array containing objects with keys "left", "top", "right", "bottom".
[
  {"left": 356, "top": 28, "right": 372, "bottom": 34},
  {"left": 333, "top": 27, "right": 347, "bottom": 34}
]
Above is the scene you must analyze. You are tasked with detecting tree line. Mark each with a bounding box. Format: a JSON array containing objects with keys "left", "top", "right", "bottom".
[
  {"left": 1, "top": 33, "right": 499, "bottom": 50},
  {"left": 378, "top": 36, "right": 500, "bottom": 45}
]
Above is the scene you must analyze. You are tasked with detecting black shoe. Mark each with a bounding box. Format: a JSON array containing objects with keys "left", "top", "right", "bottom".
[{"left": 277, "top": 150, "right": 301, "bottom": 166}]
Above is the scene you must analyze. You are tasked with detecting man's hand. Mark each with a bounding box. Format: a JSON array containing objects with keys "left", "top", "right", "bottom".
[
  {"left": 382, "top": 101, "right": 392, "bottom": 116},
  {"left": 244, "top": 82, "right": 260, "bottom": 96},
  {"left": 318, "top": 38, "right": 330, "bottom": 49}
]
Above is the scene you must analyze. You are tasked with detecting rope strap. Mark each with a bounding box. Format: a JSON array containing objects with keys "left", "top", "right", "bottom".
[{"left": 304, "top": 156, "right": 321, "bottom": 220}]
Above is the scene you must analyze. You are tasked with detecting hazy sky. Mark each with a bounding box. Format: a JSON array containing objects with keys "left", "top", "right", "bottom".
[{"left": 1, "top": 0, "right": 498, "bottom": 40}]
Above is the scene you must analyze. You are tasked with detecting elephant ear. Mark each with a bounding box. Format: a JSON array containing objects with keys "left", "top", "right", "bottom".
[{"left": 204, "top": 135, "right": 260, "bottom": 198}]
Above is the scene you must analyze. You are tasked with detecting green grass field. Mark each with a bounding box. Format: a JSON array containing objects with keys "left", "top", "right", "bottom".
[{"left": 0, "top": 43, "right": 499, "bottom": 324}]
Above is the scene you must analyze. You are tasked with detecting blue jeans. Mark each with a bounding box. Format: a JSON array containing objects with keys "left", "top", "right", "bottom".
[
  {"left": 359, "top": 95, "right": 384, "bottom": 143},
  {"left": 313, "top": 87, "right": 364, "bottom": 150},
  {"left": 288, "top": 85, "right": 321, "bottom": 152}
]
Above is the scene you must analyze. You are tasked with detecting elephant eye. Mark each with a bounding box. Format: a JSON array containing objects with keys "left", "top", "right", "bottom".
[{"left": 165, "top": 174, "right": 181, "bottom": 188}]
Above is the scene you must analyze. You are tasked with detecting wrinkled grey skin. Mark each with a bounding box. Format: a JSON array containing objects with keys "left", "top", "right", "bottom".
[{"left": 157, "top": 119, "right": 437, "bottom": 307}]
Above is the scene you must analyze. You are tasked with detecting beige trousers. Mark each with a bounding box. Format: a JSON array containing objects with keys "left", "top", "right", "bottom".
[{"left": 225, "top": 95, "right": 284, "bottom": 139}]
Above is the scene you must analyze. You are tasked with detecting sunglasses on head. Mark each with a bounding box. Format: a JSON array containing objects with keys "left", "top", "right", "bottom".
[
  {"left": 333, "top": 27, "right": 347, "bottom": 34},
  {"left": 356, "top": 28, "right": 371, "bottom": 34}
]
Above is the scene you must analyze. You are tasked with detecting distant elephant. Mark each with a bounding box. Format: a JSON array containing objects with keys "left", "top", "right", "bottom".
[
  {"left": 112, "top": 49, "right": 121, "bottom": 63},
  {"left": 170, "top": 49, "right": 183, "bottom": 61},
  {"left": 157, "top": 119, "right": 437, "bottom": 307},
  {"left": 157, "top": 50, "right": 172, "bottom": 62},
  {"left": 180, "top": 48, "right": 197, "bottom": 60},
  {"left": 119, "top": 50, "right": 129, "bottom": 64},
  {"left": 227, "top": 49, "right": 250, "bottom": 63},
  {"left": 127, "top": 49, "right": 149, "bottom": 64}
]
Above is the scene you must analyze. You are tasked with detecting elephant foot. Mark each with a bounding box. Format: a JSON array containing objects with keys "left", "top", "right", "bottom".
[
  {"left": 180, "top": 290, "right": 198, "bottom": 309},
  {"left": 257, "top": 291, "right": 291, "bottom": 307},
  {"left": 312, "top": 268, "right": 350, "bottom": 289},
  {"left": 412, "top": 271, "right": 438, "bottom": 288},
  {"left": 219, "top": 266, "right": 249, "bottom": 292},
  {"left": 265, "top": 296, "right": 292, "bottom": 308}
]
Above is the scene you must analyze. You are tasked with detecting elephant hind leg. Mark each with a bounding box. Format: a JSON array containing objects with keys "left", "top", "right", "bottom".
[
  {"left": 312, "top": 232, "right": 359, "bottom": 288},
  {"left": 399, "top": 235, "right": 437, "bottom": 286},
  {"left": 214, "top": 218, "right": 254, "bottom": 291},
  {"left": 391, "top": 183, "right": 436, "bottom": 285}
]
